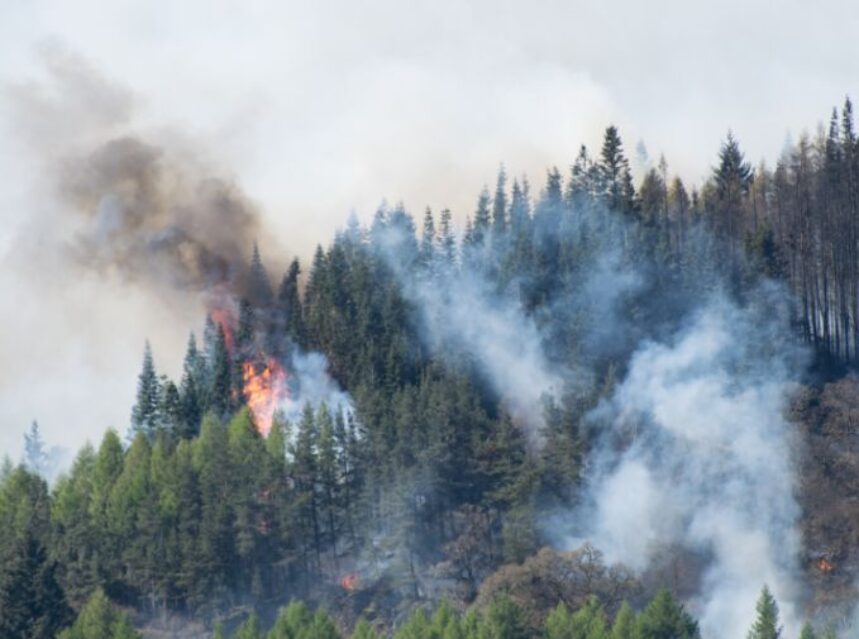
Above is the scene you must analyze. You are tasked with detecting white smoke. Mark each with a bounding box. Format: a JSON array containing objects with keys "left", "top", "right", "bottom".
[
  {"left": 410, "top": 267, "right": 562, "bottom": 444},
  {"left": 280, "top": 349, "right": 353, "bottom": 423},
  {"left": 571, "top": 288, "right": 804, "bottom": 638}
]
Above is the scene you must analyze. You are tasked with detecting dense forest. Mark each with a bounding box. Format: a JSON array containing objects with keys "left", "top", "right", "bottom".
[{"left": 6, "top": 99, "right": 859, "bottom": 639}]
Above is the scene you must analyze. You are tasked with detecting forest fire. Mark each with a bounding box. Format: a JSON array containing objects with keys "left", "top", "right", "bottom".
[
  {"left": 816, "top": 558, "right": 834, "bottom": 574},
  {"left": 242, "top": 358, "right": 288, "bottom": 437},
  {"left": 209, "top": 306, "right": 237, "bottom": 352},
  {"left": 340, "top": 574, "right": 360, "bottom": 592}
]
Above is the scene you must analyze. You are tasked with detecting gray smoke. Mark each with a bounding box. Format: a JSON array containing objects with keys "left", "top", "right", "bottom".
[
  {"left": 368, "top": 201, "right": 809, "bottom": 637},
  {"left": 567, "top": 285, "right": 806, "bottom": 638},
  {"left": 61, "top": 136, "right": 262, "bottom": 292},
  {"left": 281, "top": 350, "right": 354, "bottom": 423},
  {"left": 10, "top": 45, "right": 267, "bottom": 297}
]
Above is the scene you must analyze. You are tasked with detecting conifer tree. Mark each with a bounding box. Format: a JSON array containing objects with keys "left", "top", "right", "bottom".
[
  {"left": 247, "top": 243, "right": 274, "bottom": 309},
  {"left": 600, "top": 126, "right": 631, "bottom": 211},
  {"left": 798, "top": 622, "right": 817, "bottom": 639},
  {"left": 746, "top": 585, "right": 781, "bottom": 639},
  {"left": 277, "top": 258, "right": 306, "bottom": 346},
  {"left": 611, "top": 602, "right": 636, "bottom": 639},
  {"left": 179, "top": 336, "right": 203, "bottom": 438},
  {"left": 130, "top": 342, "right": 160, "bottom": 439},
  {"left": 421, "top": 207, "right": 437, "bottom": 268},
  {"left": 439, "top": 208, "right": 457, "bottom": 266},
  {"left": 209, "top": 325, "right": 233, "bottom": 418},
  {"left": 58, "top": 589, "right": 140, "bottom": 639},
  {"left": 636, "top": 589, "right": 699, "bottom": 639},
  {"left": 472, "top": 188, "right": 492, "bottom": 246},
  {"left": 492, "top": 167, "right": 508, "bottom": 238},
  {"left": 24, "top": 420, "right": 48, "bottom": 476},
  {"left": 479, "top": 595, "right": 530, "bottom": 639},
  {"left": 0, "top": 528, "right": 73, "bottom": 639}
]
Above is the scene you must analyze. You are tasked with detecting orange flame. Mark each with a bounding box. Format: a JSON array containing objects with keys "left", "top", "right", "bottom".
[
  {"left": 210, "top": 308, "right": 236, "bottom": 352},
  {"left": 242, "top": 357, "right": 288, "bottom": 436},
  {"left": 817, "top": 558, "right": 834, "bottom": 573},
  {"left": 340, "top": 574, "right": 360, "bottom": 592}
]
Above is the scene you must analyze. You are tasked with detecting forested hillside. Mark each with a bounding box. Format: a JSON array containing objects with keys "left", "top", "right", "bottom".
[{"left": 5, "top": 101, "right": 859, "bottom": 639}]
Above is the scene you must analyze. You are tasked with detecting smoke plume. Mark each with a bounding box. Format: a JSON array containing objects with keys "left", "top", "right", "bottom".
[
  {"left": 572, "top": 284, "right": 806, "bottom": 638},
  {"left": 368, "top": 197, "right": 809, "bottom": 637},
  {"left": 61, "top": 136, "right": 262, "bottom": 292},
  {"left": 9, "top": 45, "right": 269, "bottom": 298}
]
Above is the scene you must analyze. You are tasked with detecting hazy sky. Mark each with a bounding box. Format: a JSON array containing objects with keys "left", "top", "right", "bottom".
[{"left": 1, "top": 0, "right": 858, "bottom": 466}]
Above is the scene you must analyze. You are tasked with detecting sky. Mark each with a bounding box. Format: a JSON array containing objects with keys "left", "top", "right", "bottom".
[{"left": 1, "top": 0, "right": 858, "bottom": 466}]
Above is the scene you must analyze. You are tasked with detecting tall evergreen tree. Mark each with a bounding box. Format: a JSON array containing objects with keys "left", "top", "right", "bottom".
[
  {"left": 0, "top": 528, "right": 73, "bottom": 639},
  {"left": 247, "top": 243, "right": 274, "bottom": 309},
  {"left": 24, "top": 420, "right": 48, "bottom": 476},
  {"left": 277, "top": 258, "right": 306, "bottom": 346},
  {"left": 746, "top": 586, "right": 781, "bottom": 639},
  {"left": 599, "top": 126, "right": 631, "bottom": 211},
  {"left": 130, "top": 342, "right": 160, "bottom": 439},
  {"left": 209, "top": 326, "right": 233, "bottom": 418},
  {"left": 636, "top": 590, "right": 699, "bottom": 639},
  {"left": 492, "top": 167, "right": 508, "bottom": 238},
  {"left": 58, "top": 589, "right": 139, "bottom": 639}
]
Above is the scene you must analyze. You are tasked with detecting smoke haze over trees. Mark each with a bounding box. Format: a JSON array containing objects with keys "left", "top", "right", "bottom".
[{"left": 7, "top": 95, "right": 859, "bottom": 639}]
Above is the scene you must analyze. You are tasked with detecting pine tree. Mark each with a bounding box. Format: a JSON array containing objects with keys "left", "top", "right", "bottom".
[
  {"left": 58, "top": 588, "right": 140, "bottom": 639},
  {"left": 420, "top": 207, "right": 437, "bottom": 269},
  {"left": 567, "top": 145, "right": 595, "bottom": 210},
  {"left": 159, "top": 378, "right": 183, "bottom": 436},
  {"left": 439, "top": 208, "right": 457, "bottom": 266},
  {"left": 798, "top": 622, "right": 817, "bottom": 639},
  {"left": 479, "top": 595, "right": 529, "bottom": 639},
  {"left": 636, "top": 589, "right": 699, "bottom": 639},
  {"left": 611, "top": 602, "right": 636, "bottom": 639},
  {"left": 234, "top": 612, "right": 263, "bottom": 639},
  {"left": 599, "top": 126, "right": 631, "bottom": 211},
  {"left": 247, "top": 243, "right": 274, "bottom": 309},
  {"left": 179, "top": 335, "right": 203, "bottom": 438},
  {"left": 746, "top": 585, "right": 781, "bottom": 639},
  {"left": 209, "top": 325, "right": 233, "bottom": 418},
  {"left": 316, "top": 404, "right": 340, "bottom": 561},
  {"left": 711, "top": 131, "right": 753, "bottom": 267},
  {"left": 545, "top": 602, "right": 573, "bottom": 639},
  {"left": 492, "top": 167, "right": 508, "bottom": 238},
  {"left": 277, "top": 258, "right": 306, "bottom": 346},
  {"left": 574, "top": 597, "right": 610, "bottom": 639},
  {"left": 24, "top": 420, "right": 48, "bottom": 476},
  {"left": 130, "top": 342, "right": 160, "bottom": 439},
  {"left": 472, "top": 188, "right": 492, "bottom": 246},
  {"left": 0, "top": 528, "right": 73, "bottom": 639}
]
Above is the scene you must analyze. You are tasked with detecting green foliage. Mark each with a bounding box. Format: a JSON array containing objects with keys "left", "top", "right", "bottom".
[
  {"left": 58, "top": 589, "right": 139, "bottom": 639},
  {"left": 0, "top": 526, "right": 72, "bottom": 638},
  {"left": 610, "top": 603, "right": 635, "bottom": 639},
  {"left": 130, "top": 342, "right": 160, "bottom": 439},
  {"left": 635, "top": 590, "right": 699, "bottom": 639},
  {"left": 798, "top": 622, "right": 817, "bottom": 639},
  {"left": 8, "top": 116, "right": 859, "bottom": 631},
  {"left": 746, "top": 586, "right": 781, "bottom": 639},
  {"left": 479, "top": 596, "right": 530, "bottom": 639}
]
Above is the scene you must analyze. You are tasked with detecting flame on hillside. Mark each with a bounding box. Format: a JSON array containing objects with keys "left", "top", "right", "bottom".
[
  {"left": 340, "top": 573, "right": 360, "bottom": 592},
  {"left": 210, "top": 306, "right": 237, "bottom": 352},
  {"left": 242, "top": 358, "right": 288, "bottom": 437}
]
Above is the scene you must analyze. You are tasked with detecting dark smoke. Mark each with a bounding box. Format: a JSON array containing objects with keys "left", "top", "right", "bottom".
[
  {"left": 60, "top": 135, "right": 262, "bottom": 292},
  {"left": 9, "top": 45, "right": 271, "bottom": 299}
]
